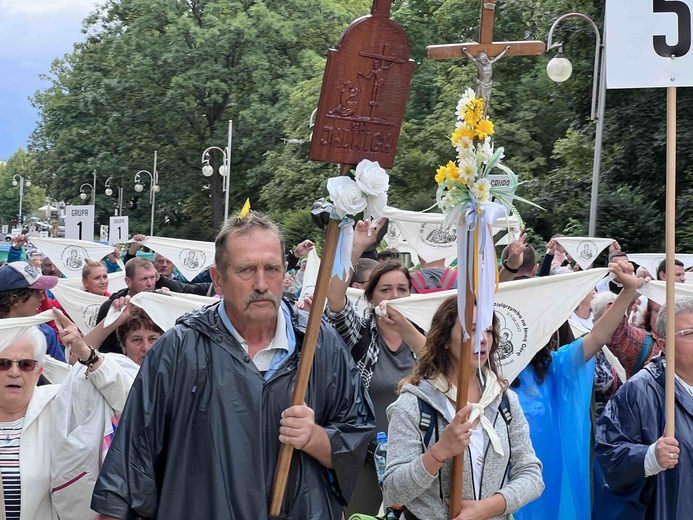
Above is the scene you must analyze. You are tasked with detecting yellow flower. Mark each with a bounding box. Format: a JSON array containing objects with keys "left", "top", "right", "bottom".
[
  {"left": 475, "top": 118, "right": 495, "bottom": 139},
  {"left": 451, "top": 126, "right": 475, "bottom": 146},
  {"left": 464, "top": 108, "right": 478, "bottom": 127},
  {"left": 435, "top": 161, "right": 459, "bottom": 185}
]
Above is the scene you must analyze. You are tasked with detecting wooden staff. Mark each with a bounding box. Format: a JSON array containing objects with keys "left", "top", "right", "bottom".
[
  {"left": 269, "top": 163, "right": 352, "bottom": 517},
  {"left": 665, "top": 86, "right": 676, "bottom": 437},
  {"left": 449, "top": 282, "right": 475, "bottom": 518}
]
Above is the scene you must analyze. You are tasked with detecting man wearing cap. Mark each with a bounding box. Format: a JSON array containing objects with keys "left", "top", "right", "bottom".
[{"left": 0, "top": 262, "right": 66, "bottom": 362}]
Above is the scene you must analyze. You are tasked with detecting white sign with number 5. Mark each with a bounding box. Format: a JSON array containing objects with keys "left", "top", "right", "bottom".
[{"left": 606, "top": 0, "right": 693, "bottom": 88}]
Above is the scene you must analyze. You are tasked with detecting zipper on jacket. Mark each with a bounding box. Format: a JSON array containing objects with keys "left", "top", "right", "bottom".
[{"left": 51, "top": 471, "right": 87, "bottom": 493}]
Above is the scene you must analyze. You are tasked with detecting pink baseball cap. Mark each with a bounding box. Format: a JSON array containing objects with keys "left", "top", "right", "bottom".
[{"left": 0, "top": 261, "right": 59, "bottom": 292}]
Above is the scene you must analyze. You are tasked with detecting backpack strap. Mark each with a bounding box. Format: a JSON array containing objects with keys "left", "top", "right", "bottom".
[
  {"left": 410, "top": 271, "right": 427, "bottom": 294},
  {"left": 418, "top": 398, "right": 437, "bottom": 447},
  {"left": 634, "top": 333, "right": 655, "bottom": 374},
  {"left": 499, "top": 392, "right": 512, "bottom": 425},
  {"left": 440, "top": 268, "right": 457, "bottom": 290}
]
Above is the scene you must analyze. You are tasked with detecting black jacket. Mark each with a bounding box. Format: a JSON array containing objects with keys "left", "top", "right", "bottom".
[
  {"left": 594, "top": 356, "right": 693, "bottom": 519},
  {"left": 92, "top": 301, "right": 375, "bottom": 519}
]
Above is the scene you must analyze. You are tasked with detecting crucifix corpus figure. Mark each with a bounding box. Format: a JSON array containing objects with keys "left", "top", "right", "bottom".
[{"left": 427, "top": 0, "right": 545, "bottom": 114}]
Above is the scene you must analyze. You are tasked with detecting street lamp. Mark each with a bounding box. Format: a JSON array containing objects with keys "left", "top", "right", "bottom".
[
  {"left": 547, "top": 13, "right": 606, "bottom": 237},
  {"left": 134, "top": 151, "right": 160, "bottom": 236},
  {"left": 11, "top": 174, "right": 30, "bottom": 227},
  {"left": 78, "top": 170, "right": 97, "bottom": 205},
  {"left": 201, "top": 120, "right": 232, "bottom": 224},
  {"left": 105, "top": 177, "right": 124, "bottom": 216}
]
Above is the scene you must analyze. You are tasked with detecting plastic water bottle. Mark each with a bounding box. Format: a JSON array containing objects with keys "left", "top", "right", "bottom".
[{"left": 374, "top": 431, "right": 388, "bottom": 487}]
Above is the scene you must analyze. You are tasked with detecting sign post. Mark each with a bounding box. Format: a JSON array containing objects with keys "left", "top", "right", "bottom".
[
  {"left": 109, "top": 216, "right": 129, "bottom": 245},
  {"left": 605, "top": 0, "right": 693, "bottom": 437},
  {"left": 65, "top": 205, "right": 95, "bottom": 241}
]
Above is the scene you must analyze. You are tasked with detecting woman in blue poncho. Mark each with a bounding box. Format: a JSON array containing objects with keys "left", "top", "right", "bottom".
[{"left": 512, "top": 260, "right": 644, "bottom": 520}]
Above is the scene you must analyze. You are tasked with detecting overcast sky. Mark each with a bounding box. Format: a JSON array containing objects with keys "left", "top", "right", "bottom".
[{"left": 0, "top": 0, "right": 100, "bottom": 161}]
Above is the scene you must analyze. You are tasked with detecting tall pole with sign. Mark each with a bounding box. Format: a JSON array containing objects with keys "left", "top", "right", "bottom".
[
  {"left": 269, "top": 1, "right": 413, "bottom": 516},
  {"left": 605, "top": 0, "right": 690, "bottom": 436}
]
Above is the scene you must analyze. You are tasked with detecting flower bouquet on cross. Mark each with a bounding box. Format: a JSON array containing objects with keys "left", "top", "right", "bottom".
[
  {"left": 434, "top": 87, "right": 538, "bottom": 353},
  {"left": 326, "top": 160, "right": 390, "bottom": 279}
]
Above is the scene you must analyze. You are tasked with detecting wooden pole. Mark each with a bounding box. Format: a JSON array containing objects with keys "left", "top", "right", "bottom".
[
  {"left": 449, "top": 283, "right": 475, "bottom": 519},
  {"left": 269, "top": 163, "right": 352, "bottom": 517},
  {"left": 665, "top": 86, "right": 677, "bottom": 437}
]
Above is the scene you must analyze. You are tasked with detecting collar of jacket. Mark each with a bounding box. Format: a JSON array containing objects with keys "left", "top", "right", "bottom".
[{"left": 646, "top": 355, "right": 693, "bottom": 417}]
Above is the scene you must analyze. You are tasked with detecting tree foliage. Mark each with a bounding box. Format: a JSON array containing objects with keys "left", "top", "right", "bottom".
[{"left": 23, "top": 0, "right": 693, "bottom": 253}]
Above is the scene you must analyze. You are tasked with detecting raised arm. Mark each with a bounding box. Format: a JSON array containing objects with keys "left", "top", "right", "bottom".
[
  {"left": 326, "top": 219, "right": 383, "bottom": 313},
  {"left": 583, "top": 260, "right": 646, "bottom": 361}
]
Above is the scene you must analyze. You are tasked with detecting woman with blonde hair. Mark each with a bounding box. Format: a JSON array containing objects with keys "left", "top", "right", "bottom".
[
  {"left": 383, "top": 296, "right": 543, "bottom": 520},
  {"left": 82, "top": 260, "right": 110, "bottom": 296}
]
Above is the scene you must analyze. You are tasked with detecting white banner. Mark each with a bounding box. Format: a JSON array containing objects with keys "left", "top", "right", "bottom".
[
  {"left": 0, "top": 310, "right": 58, "bottom": 351},
  {"left": 135, "top": 236, "right": 215, "bottom": 282},
  {"left": 383, "top": 268, "right": 609, "bottom": 383},
  {"left": 29, "top": 237, "right": 114, "bottom": 279},
  {"left": 555, "top": 236, "right": 613, "bottom": 271},
  {"left": 637, "top": 280, "right": 693, "bottom": 306},
  {"left": 51, "top": 283, "right": 108, "bottom": 335},
  {"left": 346, "top": 287, "right": 371, "bottom": 318},
  {"left": 381, "top": 206, "right": 520, "bottom": 263},
  {"left": 57, "top": 271, "right": 127, "bottom": 294},
  {"left": 627, "top": 253, "right": 693, "bottom": 279},
  {"left": 104, "top": 291, "right": 217, "bottom": 332}
]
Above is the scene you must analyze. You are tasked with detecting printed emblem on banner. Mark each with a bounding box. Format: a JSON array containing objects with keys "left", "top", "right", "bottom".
[
  {"left": 420, "top": 223, "right": 456, "bottom": 247},
  {"left": 577, "top": 240, "right": 598, "bottom": 261},
  {"left": 179, "top": 249, "right": 205, "bottom": 271},
  {"left": 61, "top": 246, "right": 89, "bottom": 271},
  {"left": 83, "top": 304, "right": 101, "bottom": 329},
  {"left": 494, "top": 302, "right": 529, "bottom": 362},
  {"left": 386, "top": 221, "right": 402, "bottom": 240}
]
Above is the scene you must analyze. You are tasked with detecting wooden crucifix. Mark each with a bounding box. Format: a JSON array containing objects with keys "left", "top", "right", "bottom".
[
  {"left": 426, "top": 2, "right": 544, "bottom": 518},
  {"left": 427, "top": 0, "right": 545, "bottom": 113}
]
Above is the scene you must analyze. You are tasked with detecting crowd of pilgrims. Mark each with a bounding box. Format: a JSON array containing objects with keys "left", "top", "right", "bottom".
[{"left": 0, "top": 213, "right": 688, "bottom": 520}]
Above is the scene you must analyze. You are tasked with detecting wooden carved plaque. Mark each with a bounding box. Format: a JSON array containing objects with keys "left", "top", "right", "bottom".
[{"left": 309, "top": 1, "right": 414, "bottom": 169}]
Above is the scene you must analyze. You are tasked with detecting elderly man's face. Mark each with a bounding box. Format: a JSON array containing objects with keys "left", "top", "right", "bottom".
[
  {"left": 41, "top": 257, "right": 61, "bottom": 277},
  {"left": 126, "top": 266, "right": 157, "bottom": 295},
  {"left": 154, "top": 255, "right": 175, "bottom": 277},
  {"left": 673, "top": 312, "right": 693, "bottom": 379},
  {"left": 212, "top": 229, "right": 284, "bottom": 327}
]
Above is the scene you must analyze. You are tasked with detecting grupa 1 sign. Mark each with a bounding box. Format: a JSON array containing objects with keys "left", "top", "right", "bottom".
[{"left": 606, "top": 0, "right": 693, "bottom": 88}]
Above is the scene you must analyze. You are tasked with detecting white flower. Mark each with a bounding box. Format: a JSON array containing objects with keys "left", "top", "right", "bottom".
[
  {"left": 327, "top": 177, "right": 367, "bottom": 219},
  {"left": 456, "top": 88, "right": 476, "bottom": 119},
  {"left": 470, "top": 178, "right": 491, "bottom": 203},
  {"left": 478, "top": 140, "right": 494, "bottom": 163},
  {"left": 458, "top": 157, "right": 477, "bottom": 184},
  {"left": 365, "top": 192, "right": 388, "bottom": 222},
  {"left": 354, "top": 159, "right": 389, "bottom": 196},
  {"left": 456, "top": 137, "right": 475, "bottom": 155}
]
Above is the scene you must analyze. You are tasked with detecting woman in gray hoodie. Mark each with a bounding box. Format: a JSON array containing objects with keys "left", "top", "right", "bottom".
[{"left": 383, "top": 296, "right": 544, "bottom": 520}]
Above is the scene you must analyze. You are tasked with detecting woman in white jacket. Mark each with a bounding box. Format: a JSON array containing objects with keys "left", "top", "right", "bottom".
[{"left": 0, "top": 310, "right": 137, "bottom": 520}]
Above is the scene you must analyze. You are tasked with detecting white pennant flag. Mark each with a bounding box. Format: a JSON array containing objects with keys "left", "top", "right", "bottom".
[
  {"left": 29, "top": 237, "right": 114, "bottom": 278},
  {"left": 0, "top": 310, "right": 59, "bottom": 351},
  {"left": 135, "top": 236, "right": 215, "bottom": 281},
  {"left": 104, "top": 291, "right": 217, "bottom": 332},
  {"left": 382, "top": 206, "right": 520, "bottom": 263},
  {"left": 51, "top": 283, "right": 108, "bottom": 335},
  {"left": 627, "top": 253, "right": 693, "bottom": 280},
  {"left": 555, "top": 236, "right": 613, "bottom": 271},
  {"left": 383, "top": 268, "right": 609, "bottom": 383},
  {"left": 346, "top": 287, "right": 371, "bottom": 318},
  {"left": 56, "top": 271, "right": 127, "bottom": 294},
  {"left": 383, "top": 221, "right": 421, "bottom": 265},
  {"left": 637, "top": 280, "right": 693, "bottom": 305},
  {"left": 298, "top": 249, "right": 321, "bottom": 302}
]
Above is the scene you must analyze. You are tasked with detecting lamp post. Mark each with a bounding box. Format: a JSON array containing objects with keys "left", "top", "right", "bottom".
[
  {"left": 547, "top": 13, "right": 606, "bottom": 237},
  {"left": 134, "top": 151, "right": 160, "bottom": 236},
  {"left": 201, "top": 120, "right": 232, "bottom": 225},
  {"left": 105, "top": 177, "right": 124, "bottom": 216},
  {"left": 11, "top": 174, "right": 30, "bottom": 227},
  {"left": 79, "top": 170, "right": 97, "bottom": 205}
]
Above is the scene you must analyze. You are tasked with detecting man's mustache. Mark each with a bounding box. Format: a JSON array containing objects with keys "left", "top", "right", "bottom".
[{"left": 245, "top": 291, "right": 279, "bottom": 308}]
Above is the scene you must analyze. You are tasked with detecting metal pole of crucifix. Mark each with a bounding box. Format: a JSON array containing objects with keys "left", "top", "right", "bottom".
[
  {"left": 268, "top": 1, "right": 414, "bottom": 517},
  {"left": 426, "top": 1, "right": 544, "bottom": 517},
  {"left": 427, "top": 0, "right": 545, "bottom": 114}
]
